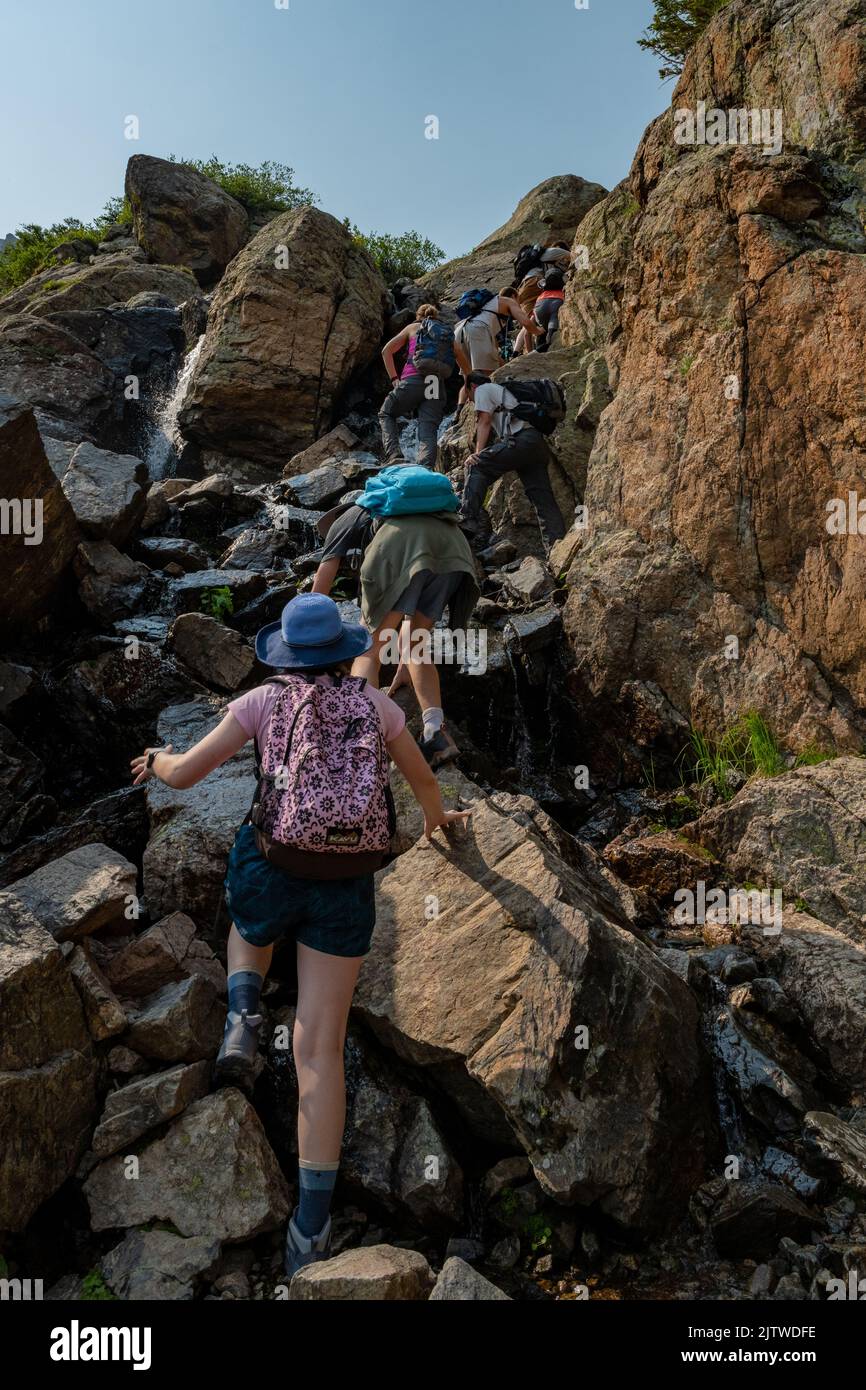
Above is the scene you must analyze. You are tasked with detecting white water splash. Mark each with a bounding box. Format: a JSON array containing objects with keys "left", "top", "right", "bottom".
[{"left": 144, "top": 334, "right": 205, "bottom": 478}]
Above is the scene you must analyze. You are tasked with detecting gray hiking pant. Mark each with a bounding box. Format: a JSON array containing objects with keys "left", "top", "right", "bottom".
[
  {"left": 460, "top": 426, "right": 567, "bottom": 550},
  {"left": 379, "top": 374, "right": 448, "bottom": 471}
]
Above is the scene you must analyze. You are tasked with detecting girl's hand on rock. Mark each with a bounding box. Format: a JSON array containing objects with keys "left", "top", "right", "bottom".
[
  {"left": 130, "top": 745, "right": 172, "bottom": 786},
  {"left": 424, "top": 808, "right": 472, "bottom": 840}
]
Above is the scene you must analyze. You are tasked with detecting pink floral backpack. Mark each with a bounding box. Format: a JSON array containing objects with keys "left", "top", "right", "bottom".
[{"left": 249, "top": 674, "right": 395, "bottom": 878}]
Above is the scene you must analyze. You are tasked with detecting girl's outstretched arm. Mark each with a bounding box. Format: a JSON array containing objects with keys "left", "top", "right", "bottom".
[
  {"left": 131, "top": 712, "right": 249, "bottom": 790},
  {"left": 388, "top": 728, "right": 472, "bottom": 840}
]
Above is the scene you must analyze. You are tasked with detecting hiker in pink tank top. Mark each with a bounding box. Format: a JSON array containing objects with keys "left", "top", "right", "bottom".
[
  {"left": 378, "top": 303, "right": 454, "bottom": 469},
  {"left": 130, "top": 593, "right": 471, "bottom": 1280}
]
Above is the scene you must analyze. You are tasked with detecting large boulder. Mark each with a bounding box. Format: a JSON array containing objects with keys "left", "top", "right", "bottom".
[
  {"left": 100, "top": 1228, "right": 221, "bottom": 1300},
  {"left": 74, "top": 540, "right": 152, "bottom": 623},
  {"left": 289, "top": 1245, "right": 434, "bottom": 1301},
  {"left": 0, "top": 398, "right": 81, "bottom": 631},
  {"left": 91, "top": 1060, "right": 212, "bottom": 1157},
  {"left": 84, "top": 1088, "right": 288, "bottom": 1241},
  {"left": 557, "top": 0, "right": 866, "bottom": 762},
  {"left": 686, "top": 758, "right": 866, "bottom": 943},
  {"left": 750, "top": 913, "right": 866, "bottom": 1093},
  {"left": 0, "top": 842, "right": 138, "bottom": 942},
  {"left": 42, "top": 304, "right": 186, "bottom": 377},
  {"left": 0, "top": 909, "right": 97, "bottom": 1230},
  {"left": 125, "top": 155, "right": 250, "bottom": 285},
  {"left": 0, "top": 315, "right": 115, "bottom": 443},
  {"left": 417, "top": 174, "right": 608, "bottom": 308},
  {"left": 353, "top": 792, "right": 712, "bottom": 1232},
  {"left": 142, "top": 699, "right": 256, "bottom": 928},
  {"left": 429, "top": 1257, "right": 511, "bottom": 1301},
  {"left": 178, "top": 206, "right": 387, "bottom": 465},
  {"left": 60, "top": 441, "right": 147, "bottom": 546},
  {"left": 168, "top": 612, "right": 255, "bottom": 692},
  {"left": 105, "top": 910, "right": 225, "bottom": 998},
  {"left": 123, "top": 975, "right": 225, "bottom": 1062}
]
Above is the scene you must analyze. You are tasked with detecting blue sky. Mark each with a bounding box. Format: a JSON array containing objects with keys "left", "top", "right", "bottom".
[{"left": 1, "top": 0, "right": 667, "bottom": 258}]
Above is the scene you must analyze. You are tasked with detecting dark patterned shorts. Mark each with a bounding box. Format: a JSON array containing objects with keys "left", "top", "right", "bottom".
[{"left": 224, "top": 824, "right": 376, "bottom": 956}]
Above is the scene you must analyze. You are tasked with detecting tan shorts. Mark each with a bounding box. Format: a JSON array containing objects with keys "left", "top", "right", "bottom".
[{"left": 455, "top": 319, "right": 501, "bottom": 375}]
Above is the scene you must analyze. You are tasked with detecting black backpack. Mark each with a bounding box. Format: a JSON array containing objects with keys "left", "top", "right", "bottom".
[
  {"left": 513, "top": 242, "right": 544, "bottom": 283},
  {"left": 541, "top": 268, "right": 565, "bottom": 292},
  {"left": 499, "top": 378, "right": 567, "bottom": 436}
]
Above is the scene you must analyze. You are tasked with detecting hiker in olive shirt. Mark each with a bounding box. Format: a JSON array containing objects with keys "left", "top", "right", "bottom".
[{"left": 312, "top": 502, "right": 479, "bottom": 767}]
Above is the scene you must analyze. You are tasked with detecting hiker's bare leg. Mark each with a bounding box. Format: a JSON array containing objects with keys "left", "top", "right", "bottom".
[
  {"left": 406, "top": 611, "right": 442, "bottom": 715},
  {"left": 351, "top": 609, "right": 404, "bottom": 688},
  {"left": 294, "top": 942, "right": 364, "bottom": 1161},
  {"left": 227, "top": 922, "right": 272, "bottom": 979},
  {"left": 386, "top": 618, "right": 413, "bottom": 695}
]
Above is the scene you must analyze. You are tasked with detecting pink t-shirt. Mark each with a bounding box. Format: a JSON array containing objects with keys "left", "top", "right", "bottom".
[{"left": 228, "top": 676, "right": 406, "bottom": 749}]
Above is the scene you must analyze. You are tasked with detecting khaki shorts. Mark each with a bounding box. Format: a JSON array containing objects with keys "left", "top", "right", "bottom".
[{"left": 455, "top": 319, "right": 501, "bottom": 375}]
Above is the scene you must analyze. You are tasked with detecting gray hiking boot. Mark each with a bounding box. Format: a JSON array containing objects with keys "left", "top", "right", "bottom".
[
  {"left": 213, "top": 1009, "right": 263, "bottom": 1093},
  {"left": 284, "top": 1207, "right": 333, "bottom": 1280}
]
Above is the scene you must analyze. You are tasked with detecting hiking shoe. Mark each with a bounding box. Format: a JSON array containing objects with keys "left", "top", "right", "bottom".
[
  {"left": 458, "top": 518, "right": 492, "bottom": 548},
  {"left": 284, "top": 1208, "right": 333, "bottom": 1280},
  {"left": 418, "top": 727, "right": 459, "bottom": 770},
  {"left": 213, "top": 1009, "right": 263, "bottom": 1093}
]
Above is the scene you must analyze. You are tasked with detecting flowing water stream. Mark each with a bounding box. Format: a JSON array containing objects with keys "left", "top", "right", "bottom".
[{"left": 143, "top": 334, "right": 205, "bottom": 478}]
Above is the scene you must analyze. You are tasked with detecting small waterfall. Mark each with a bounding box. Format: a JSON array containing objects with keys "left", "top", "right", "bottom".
[{"left": 144, "top": 334, "right": 205, "bottom": 478}]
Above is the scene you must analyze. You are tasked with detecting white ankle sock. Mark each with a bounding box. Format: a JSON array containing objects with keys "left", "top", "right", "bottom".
[{"left": 422, "top": 706, "right": 444, "bottom": 741}]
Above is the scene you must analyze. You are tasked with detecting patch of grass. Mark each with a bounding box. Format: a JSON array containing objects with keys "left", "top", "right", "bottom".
[
  {"left": 741, "top": 710, "right": 787, "bottom": 777},
  {"left": 678, "top": 353, "right": 695, "bottom": 377},
  {"left": 679, "top": 711, "right": 789, "bottom": 801},
  {"left": 200, "top": 585, "right": 234, "bottom": 622},
  {"left": 794, "top": 743, "right": 834, "bottom": 767}
]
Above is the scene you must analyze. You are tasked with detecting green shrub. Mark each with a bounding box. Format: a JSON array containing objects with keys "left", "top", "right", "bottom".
[
  {"left": 0, "top": 220, "right": 101, "bottom": 296},
  {"left": 343, "top": 222, "right": 444, "bottom": 284},
  {"left": 81, "top": 1269, "right": 116, "bottom": 1301},
  {"left": 638, "top": 1, "right": 733, "bottom": 80},
  {"left": 100, "top": 194, "right": 133, "bottom": 227},
  {"left": 169, "top": 156, "right": 316, "bottom": 216},
  {"left": 200, "top": 585, "right": 234, "bottom": 622}
]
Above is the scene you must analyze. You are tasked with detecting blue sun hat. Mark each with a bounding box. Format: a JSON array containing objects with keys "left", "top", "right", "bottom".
[{"left": 254, "top": 593, "right": 372, "bottom": 668}]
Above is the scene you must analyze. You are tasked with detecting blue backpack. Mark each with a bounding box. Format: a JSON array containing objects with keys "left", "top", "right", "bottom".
[
  {"left": 456, "top": 288, "right": 497, "bottom": 321},
  {"left": 413, "top": 317, "right": 455, "bottom": 378},
  {"left": 357, "top": 465, "right": 459, "bottom": 517}
]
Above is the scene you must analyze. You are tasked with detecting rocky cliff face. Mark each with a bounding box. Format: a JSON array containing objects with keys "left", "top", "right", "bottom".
[{"left": 558, "top": 0, "right": 866, "bottom": 762}]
